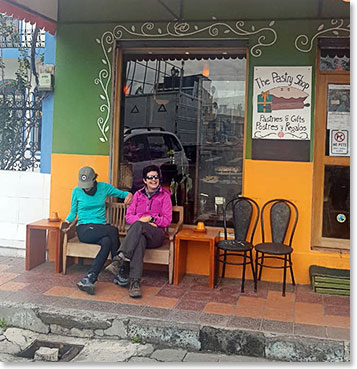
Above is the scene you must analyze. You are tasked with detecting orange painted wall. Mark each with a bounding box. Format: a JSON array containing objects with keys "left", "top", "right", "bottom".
[
  {"left": 50, "top": 153, "right": 349, "bottom": 284},
  {"left": 242, "top": 159, "right": 348, "bottom": 283},
  {"left": 186, "top": 159, "right": 349, "bottom": 283},
  {"left": 50, "top": 153, "right": 110, "bottom": 220}
]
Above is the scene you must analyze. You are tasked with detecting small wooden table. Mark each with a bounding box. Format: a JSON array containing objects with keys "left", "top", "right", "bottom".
[
  {"left": 174, "top": 228, "right": 220, "bottom": 288},
  {"left": 26, "top": 219, "right": 62, "bottom": 273}
]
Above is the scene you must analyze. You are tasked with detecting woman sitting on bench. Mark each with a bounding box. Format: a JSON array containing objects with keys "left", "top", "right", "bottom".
[
  {"left": 113, "top": 165, "right": 172, "bottom": 298},
  {"left": 62, "top": 166, "right": 133, "bottom": 295}
]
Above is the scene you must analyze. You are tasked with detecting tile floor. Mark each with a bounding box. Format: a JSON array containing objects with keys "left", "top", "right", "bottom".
[{"left": 0, "top": 256, "right": 350, "bottom": 341}]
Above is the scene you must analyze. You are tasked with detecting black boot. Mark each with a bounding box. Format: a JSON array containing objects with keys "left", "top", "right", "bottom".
[
  {"left": 76, "top": 272, "right": 96, "bottom": 295},
  {"left": 113, "top": 259, "right": 130, "bottom": 287}
]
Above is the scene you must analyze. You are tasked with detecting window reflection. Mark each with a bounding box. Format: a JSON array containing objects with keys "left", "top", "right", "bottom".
[
  {"left": 322, "top": 166, "right": 350, "bottom": 239},
  {"left": 120, "top": 54, "right": 246, "bottom": 225},
  {"left": 320, "top": 48, "right": 350, "bottom": 71}
]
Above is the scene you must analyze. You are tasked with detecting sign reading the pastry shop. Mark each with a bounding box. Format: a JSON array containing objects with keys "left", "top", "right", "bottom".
[{"left": 252, "top": 66, "right": 312, "bottom": 140}]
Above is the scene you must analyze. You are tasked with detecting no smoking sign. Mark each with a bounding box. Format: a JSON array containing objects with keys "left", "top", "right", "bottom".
[{"left": 330, "top": 129, "right": 349, "bottom": 156}]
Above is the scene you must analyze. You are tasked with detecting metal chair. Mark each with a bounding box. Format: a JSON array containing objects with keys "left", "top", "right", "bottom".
[
  {"left": 215, "top": 196, "right": 259, "bottom": 292},
  {"left": 254, "top": 199, "right": 298, "bottom": 296}
]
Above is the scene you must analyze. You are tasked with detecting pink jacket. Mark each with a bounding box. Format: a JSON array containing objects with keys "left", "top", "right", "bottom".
[{"left": 125, "top": 186, "right": 172, "bottom": 228}]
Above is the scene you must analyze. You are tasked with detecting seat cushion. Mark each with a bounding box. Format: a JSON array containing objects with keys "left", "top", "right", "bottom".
[
  {"left": 217, "top": 240, "right": 253, "bottom": 251},
  {"left": 255, "top": 242, "right": 293, "bottom": 255}
]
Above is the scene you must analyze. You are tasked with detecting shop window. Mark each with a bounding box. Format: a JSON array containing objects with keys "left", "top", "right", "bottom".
[
  {"left": 123, "top": 137, "right": 147, "bottom": 163},
  {"left": 118, "top": 50, "right": 246, "bottom": 225},
  {"left": 167, "top": 135, "right": 182, "bottom": 152},
  {"left": 322, "top": 166, "right": 350, "bottom": 239},
  {"left": 311, "top": 44, "right": 350, "bottom": 250},
  {"left": 320, "top": 48, "right": 350, "bottom": 71},
  {"left": 147, "top": 135, "right": 170, "bottom": 159},
  {"left": 319, "top": 38, "right": 350, "bottom": 72}
]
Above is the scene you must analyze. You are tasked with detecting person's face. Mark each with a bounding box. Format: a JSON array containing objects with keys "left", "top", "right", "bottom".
[
  {"left": 82, "top": 181, "right": 95, "bottom": 192},
  {"left": 83, "top": 185, "right": 93, "bottom": 193},
  {"left": 143, "top": 171, "right": 160, "bottom": 191}
]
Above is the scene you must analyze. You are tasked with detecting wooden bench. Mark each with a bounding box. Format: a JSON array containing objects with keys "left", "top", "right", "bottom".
[{"left": 61, "top": 203, "right": 183, "bottom": 284}]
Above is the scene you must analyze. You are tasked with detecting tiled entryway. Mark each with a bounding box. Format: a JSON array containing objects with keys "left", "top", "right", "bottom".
[{"left": 0, "top": 256, "right": 349, "bottom": 341}]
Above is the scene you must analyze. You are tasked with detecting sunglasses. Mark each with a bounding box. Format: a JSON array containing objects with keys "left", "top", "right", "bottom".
[{"left": 146, "top": 175, "right": 159, "bottom": 180}]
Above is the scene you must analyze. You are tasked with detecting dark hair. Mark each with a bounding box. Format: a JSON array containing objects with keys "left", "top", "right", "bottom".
[{"left": 143, "top": 165, "right": 160, "bottom": 179}]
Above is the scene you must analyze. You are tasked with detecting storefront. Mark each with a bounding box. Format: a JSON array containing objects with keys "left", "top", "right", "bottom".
[{"left": 47, "top": 0, "right": 350, "bottom": 283}]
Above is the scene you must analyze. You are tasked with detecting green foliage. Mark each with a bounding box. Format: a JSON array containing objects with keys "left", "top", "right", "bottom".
[
  {"left": 0, "top": 318, "right": 7, "bottom": 331},
  {"left": 131, "top": 336, "right": 142, "bottom": 344}
]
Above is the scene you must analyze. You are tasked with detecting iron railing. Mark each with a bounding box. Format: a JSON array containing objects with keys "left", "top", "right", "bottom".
[{"left": 0, "top": 89, "right": 42, "bottom": 171}]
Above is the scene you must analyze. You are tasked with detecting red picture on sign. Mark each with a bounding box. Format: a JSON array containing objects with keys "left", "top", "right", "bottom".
[{"left": 334, "top": 131, "right": 345, "bottom": 142}]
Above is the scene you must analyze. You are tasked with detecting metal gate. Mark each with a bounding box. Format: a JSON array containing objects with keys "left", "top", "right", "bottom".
[{"left": 0, "top": 87, "right": 42, "bottom": 171}]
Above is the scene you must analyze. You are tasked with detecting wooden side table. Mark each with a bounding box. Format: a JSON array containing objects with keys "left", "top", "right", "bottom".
[
  {"left": 174, "top": 228, "right": 220, "bottom": 288},
  {"left": 26, "top": 219, "right": 62, "bottom": 273}
]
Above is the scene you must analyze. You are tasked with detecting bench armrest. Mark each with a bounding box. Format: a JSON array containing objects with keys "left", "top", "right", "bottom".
[
  {"left": 167, "top": 221, "right": 183, "bottom": 241},
  {"left": 60, "top": 219, "right": 77, "bottom": 241}
]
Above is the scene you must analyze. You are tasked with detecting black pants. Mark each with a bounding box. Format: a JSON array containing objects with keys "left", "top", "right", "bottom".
[
  {"left": 76, "top": 223, "right": 119, "bottom": 279},
  {"left": 119, "top": 221, "right": 165, "bottom": 279}
]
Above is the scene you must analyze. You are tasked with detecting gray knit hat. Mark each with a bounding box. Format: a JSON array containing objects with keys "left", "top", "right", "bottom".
[{"left": 78, "top": 167, "right": 97, "bottom": 189}]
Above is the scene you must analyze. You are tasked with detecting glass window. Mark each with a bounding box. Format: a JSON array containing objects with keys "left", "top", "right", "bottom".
[
  {"left": 123, "top": 136, "right": 148, "bottom": 163},
  {"left": 320, "top": 48, "right": 350, "bottom": 71},
  {"left": 325, "top": 84, "right": 350, "bottom": 156},
  {"left": 119, "top": 52, "right": 246, "bottom": 225},
  {"left": 322, "top": 166, "right": 350, "bottom": 239},
  {"left": 167, "top": 135, "right": 182, "bottom": 152},
  {"left": 147, "top": 134, "right": 170, "bottom": 159}
]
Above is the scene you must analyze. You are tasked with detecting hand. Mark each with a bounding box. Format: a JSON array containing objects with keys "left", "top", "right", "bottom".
[
  {"left": 61, "top": 221, "right": 71, "bottom": 232},
  {"left": 124, "top": 192, "right": 133, "bottom": 205},
  {"left": 149, "top": 222, "right": 158, "bottom": 227},
  {"left": 139, "top": 216, "right": 151, "bottom": 222}
]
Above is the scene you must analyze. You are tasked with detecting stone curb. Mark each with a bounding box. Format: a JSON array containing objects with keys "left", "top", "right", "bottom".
[{"left": 0, "top": 302, "right": 350, "bottom": 362}]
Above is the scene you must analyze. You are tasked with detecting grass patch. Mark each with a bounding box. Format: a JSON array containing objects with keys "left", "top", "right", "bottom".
[
  {"left": 131, "top": 336, "right": 142, "bottom": 344},
  {"left": 0, "top": 318, "right": 7, "bottom": 331}
]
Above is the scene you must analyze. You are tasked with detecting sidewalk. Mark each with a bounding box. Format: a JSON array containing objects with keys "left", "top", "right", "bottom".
[{"left": 0, "top": 256, "right": 350, "bottom": 362}]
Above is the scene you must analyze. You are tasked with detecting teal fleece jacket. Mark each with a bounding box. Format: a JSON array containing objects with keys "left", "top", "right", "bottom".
[{"left": 65, "top": 182, "right": 129, "bottom": 225}]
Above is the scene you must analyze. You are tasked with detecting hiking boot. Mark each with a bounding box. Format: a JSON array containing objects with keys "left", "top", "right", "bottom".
[
  {"left": 76, "top": 272, "right": 96, "bottom": 295},
  {"left": 106, "top": 253, "right": 131, "bottom": 276},
  {"left": 105, "top": 255, "right": 121, "bottom": 276},
  {"left": 113, "top": 259, "right": 130, "bottom": 287},
  {"left": 128, "top": 279, "right": 142, "bottom": 298}
]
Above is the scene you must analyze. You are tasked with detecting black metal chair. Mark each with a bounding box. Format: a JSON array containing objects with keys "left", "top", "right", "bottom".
[
  {"left": 215, "top": 196, "right": 259, "bottom": 292},
  {"left": 254, "top": 199, "right": 298, "bottom": 296}
]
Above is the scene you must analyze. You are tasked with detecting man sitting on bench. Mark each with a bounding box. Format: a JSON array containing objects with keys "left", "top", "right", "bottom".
[{"left": 113, "top": 165, "right": 172, "bottom": 298}]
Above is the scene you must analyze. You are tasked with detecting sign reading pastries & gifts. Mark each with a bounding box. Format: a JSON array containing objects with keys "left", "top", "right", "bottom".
[{"left": 252, "top": 66, "right": 312, "bottom": 140}]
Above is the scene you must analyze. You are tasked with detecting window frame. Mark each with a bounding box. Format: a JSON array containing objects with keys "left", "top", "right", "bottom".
[
  {"left": 110, "top": 44, "right": 248, "bottom": 224},
  {"left": 311, "top": 51, "right": 350, "bottom": 251}
]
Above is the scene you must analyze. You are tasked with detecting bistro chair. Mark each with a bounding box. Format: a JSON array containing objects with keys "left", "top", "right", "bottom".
[
  {"left": 215, "top": 195, "right": 259, "bottom": 292},
  {"left": 254, "top": 199, "right": 298, "bottom": 296}
]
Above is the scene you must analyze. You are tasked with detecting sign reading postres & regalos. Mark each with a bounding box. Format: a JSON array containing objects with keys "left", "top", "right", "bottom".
[{"left": 253, "top": 66, "right": 312, "bottom": 140}]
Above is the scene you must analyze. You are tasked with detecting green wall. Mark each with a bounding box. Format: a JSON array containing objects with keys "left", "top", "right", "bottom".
[
  {"left": 246, "top": 20, "right": 317, "bottom": 160},
  {"left": 52, "top": 19, "right": 349, "bottom": 158},
  {"left": 52, "top": 23, "right": 113, "bottom": 155}
]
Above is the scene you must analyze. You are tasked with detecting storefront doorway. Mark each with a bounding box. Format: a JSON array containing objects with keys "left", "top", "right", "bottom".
[
  {"left": 115, "top": 48, "right": 247, "bottom": 225},
  {"left": 312, "top": 42, "right": 350, "bottom": 250}
]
